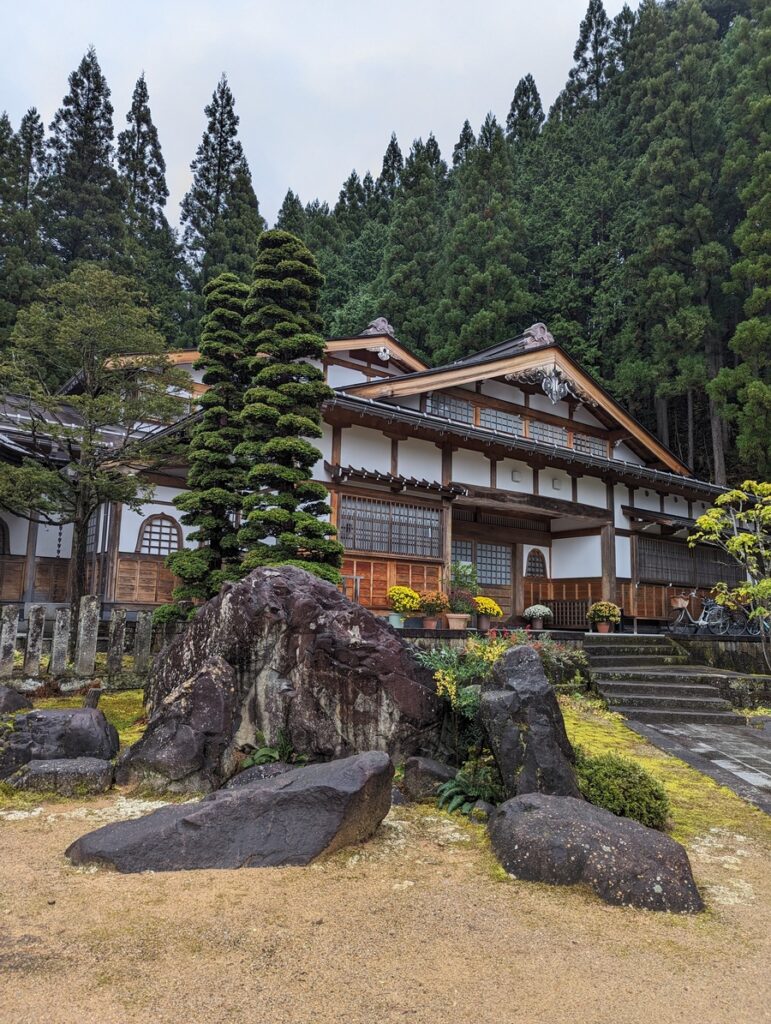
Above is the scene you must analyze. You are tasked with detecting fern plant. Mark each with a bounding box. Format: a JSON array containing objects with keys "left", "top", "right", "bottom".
[
  {"left": 437, "top": 752, "right": 504, "bottom": 816},
  {"left": 241, "top": 728, "right": 308, "bottom": 768}
]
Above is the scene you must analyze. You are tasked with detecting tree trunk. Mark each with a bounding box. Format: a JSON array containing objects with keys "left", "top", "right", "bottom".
[
  {"left": 655, "top": 396, "right": 669, "bottom": 448},
  {"left": 687, "top": 389, "right": 695, "bottom": 471},
  {"left": 708, "top": 396, "right": 727, "bottom": 486}
]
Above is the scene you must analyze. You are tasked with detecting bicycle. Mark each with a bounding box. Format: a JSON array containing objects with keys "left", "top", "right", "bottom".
[{"left": 668, "top": 590, "right": 730, "bottom": 636}]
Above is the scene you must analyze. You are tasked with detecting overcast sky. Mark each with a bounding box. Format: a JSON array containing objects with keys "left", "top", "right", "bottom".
[{"left": 2, "top": 1, "right": 631, "bottom": 225}]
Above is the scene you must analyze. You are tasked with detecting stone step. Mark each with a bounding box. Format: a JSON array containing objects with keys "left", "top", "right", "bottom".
[
  {"left": 595, "top": 667, "right": 756, "bottom": 685},
  {"left": 587, "top": 655, "right": 689, "bottom": 668},
  {"left": 599, "top": 692, "right": 733, "bottom": 711},
  {"left": 609, "top": 706, "right": 746, "bottom": 726},
  {"left": 595, "top": 680, "right": 725, "bottom": 699},
  {"left": 584, "top": 644, "right": 677, "bottom": 657}
]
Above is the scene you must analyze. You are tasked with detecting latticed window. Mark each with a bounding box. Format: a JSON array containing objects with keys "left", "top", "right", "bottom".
[
  {"left": 426, "top": 394, "right": 473, "bottom": 424},
  {"left": 479, "top": 407, "right": 524, "bottom": 437},
  {"left": 529, "top": 420, "right": 568, "bottom": 446},
  {"left": 477, "top": 543, "right": 511, "bottom": 585},
  {"left": 637, "top": 536, "right": 744, "bottom": 587},
  {"left": 573, "top": 432, "right": 607, "bottom": 458},
  {"left": 339, "top": 496, "right": 442, "bottom": 558},
  {"left": 451, "top": 539, "right": 473, "bottom": 564},
  {"left": 526, "top": 548, "right": 548, "bottom": 578},
  {"left": 137, "top": 514, "right": 182, "bottom": 556},
  {"left": 85, "top": 510, "right": 99, "bottom": 553}
]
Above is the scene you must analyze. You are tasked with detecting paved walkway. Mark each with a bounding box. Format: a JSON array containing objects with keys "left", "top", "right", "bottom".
[{"left": 629, "top": 718, "right": 771, "bottom": 814}]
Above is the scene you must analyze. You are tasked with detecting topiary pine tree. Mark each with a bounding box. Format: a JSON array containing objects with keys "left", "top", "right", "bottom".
[
  {"left": 237, "top": 230, "right": 343, "bottom": 583},
  {"left": 167, "top": 272, "right": 250, "bottom": 602}
]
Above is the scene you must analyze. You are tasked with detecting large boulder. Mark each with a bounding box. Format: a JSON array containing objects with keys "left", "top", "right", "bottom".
[
  {"left": 402, "top": 756, "right": 456, "bottom": 802},
  {"left": 123, "top": 566, "right": 441, "bottom": 791},
  {"left": 7, "top": 757, "right": 114, "bottom": 795},
  {"left": 489, "top": 793, "right": 703, "bottom": 913},
  {"left": 66, "top": 751, "right": 394, "bottom": 873},
  {"left": 480, "top": 645, "right": 580, "bottom": 799},
  {"left": 0, "top": 686, "right": 32, "bottom": 714},
  {"left": 222, "top": 762, "right": 295, "bottom": 790},
  {"left": 116, "top": 656, "right": 239, "bottom": 793},
  {"left": 0, "top": 708, "right": 119, "bottom": 780}
]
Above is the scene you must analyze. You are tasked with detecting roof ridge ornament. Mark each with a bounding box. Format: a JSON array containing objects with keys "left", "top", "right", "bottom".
[
  {"left": 522, "top": 322, "right": 555, "bottom": 348},
  {"left": 362, "top": 316, "right": 396, "bottom": 338}
]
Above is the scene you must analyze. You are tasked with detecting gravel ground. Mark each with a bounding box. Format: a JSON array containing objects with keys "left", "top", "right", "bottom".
[{"left": 1, "top": 796, "right": 769, "bottom": 1024}]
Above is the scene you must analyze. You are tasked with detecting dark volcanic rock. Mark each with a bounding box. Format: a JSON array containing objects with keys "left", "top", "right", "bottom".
[
  {"left": 480, "top": 646, "right": 580, "bottom": 799},
  {"left": 488, "top": 793, "right": 703, "bottom": 913},
  {"left": 222, "top": 762, "right": 295, "bottom": 790},
  {"left": 116, "top": 656, "right": 239, "bottom": 793},
  {"left": 125, "top": 567, "right": 441, "bottom": 791},
  {"left": 0, "top": 708, "right": 119, "bottom": 780},
  {"left": 66, "top": 752, "right": 394, "bottom": 873},
  {"left": 0, "top": 686, "right": 32, "bottom": 713},
  {"left": 8, "top": 757, "right": 114, "bottom": 795},
  {"left": 402, "top": 756, "right": 456, "bottom": 802}
]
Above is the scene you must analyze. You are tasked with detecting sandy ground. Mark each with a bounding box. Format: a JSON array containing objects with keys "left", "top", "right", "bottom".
[{"left": 1, "top": 795, "right": 769, "bottom": 1024}]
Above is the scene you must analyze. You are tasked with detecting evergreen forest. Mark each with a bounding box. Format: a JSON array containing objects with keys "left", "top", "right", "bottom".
[{"left": 0, "top": 0, "right": 768, "bottom": 485}]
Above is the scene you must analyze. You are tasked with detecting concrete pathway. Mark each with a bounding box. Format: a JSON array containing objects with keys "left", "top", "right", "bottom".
[{"left": 629, "top": 718, "right": 771, "bottom": 814}]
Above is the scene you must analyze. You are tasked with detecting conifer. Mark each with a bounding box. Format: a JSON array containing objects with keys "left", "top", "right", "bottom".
[
  {"left": 506, "top": 75, "right": 544, "bottom": 145},
  {"left": 237, "top": 230, "right": 343, "bottom": 582},
  {"left": 168, "top": 272, "right": 250, "bottom": 600},
  {"left": 452, "top": 120, "right": 477, "bottom": 167},
  {"left": 46, "top": 47, "right": 125, "bottom": 264}
]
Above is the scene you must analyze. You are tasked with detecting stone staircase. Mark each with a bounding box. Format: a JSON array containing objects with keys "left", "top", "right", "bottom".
[{"left": 585, "top": 634, "right": 746, "bottom": 726}]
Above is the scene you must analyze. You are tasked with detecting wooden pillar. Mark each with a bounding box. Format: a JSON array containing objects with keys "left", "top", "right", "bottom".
[
  {"left": 603, "top": 481, "right": 617, "bottom": 604},
  {"left": 441, "top": 500, "right": 452, "bottom": 589},
  {"left": 630, "top": 531, "right": 639, "bottom": 626},
  {"left": 513, "top": 543, "right": 524, "bottom": 618}
]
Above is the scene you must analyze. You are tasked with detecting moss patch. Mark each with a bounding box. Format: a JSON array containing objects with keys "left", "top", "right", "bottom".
[
  {"left": 35, "top": 689, "right": 146, "bottom": 749},
  {"left": 560, "top": 695, "right": 771, "bottom": 847}
]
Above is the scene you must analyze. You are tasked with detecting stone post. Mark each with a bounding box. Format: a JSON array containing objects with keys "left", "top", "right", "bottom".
[
  {"left": 75, "top": 595, "right": 100, "bottom": 676},
  {"left": 50, "top": 608, "right": 71, "bottom": 676},
  {"left": 22, "top": 604, "right": 46, "bottom": 676},
  {"left": 134, "top": 610, "right": 154, "bottom": 675},
  {"left": 106, "top": 608, "right": 127, "bottom": 678},
  {"left": 0, "top": 605, "right": 20, "bottom": 678}
]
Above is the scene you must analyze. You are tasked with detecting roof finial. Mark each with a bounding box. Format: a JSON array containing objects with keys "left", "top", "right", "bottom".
[
  {"left": 362, "top": 316, "right": 396, "bottom": 338},
  {"left": 523, "top": 323, "right": 554, "bottom": 347}
]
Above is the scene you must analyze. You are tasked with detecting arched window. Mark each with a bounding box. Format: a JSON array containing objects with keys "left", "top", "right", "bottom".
[
  {"left": 136, "top": 514, "right": 182, "bottom": 556},
  {"left": 525, "top": 548, "right": 548, "bottom": 578},
  {"left": 0, "top": 518, "right": 8, "bottom": 555}
]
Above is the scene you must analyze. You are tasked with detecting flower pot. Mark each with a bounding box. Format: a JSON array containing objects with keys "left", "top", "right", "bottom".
[
  {"left": 476, "top": 613, "right": 491, "bottom": 632},
  {"left": 530, "top": 617, "right": 544, "bottom": 631},
  {"left": 597, "top": 621, "right": 612, "bottom": 634},
  {"left": 445, "top": 613, "right": 471, "bottom": 630},
  {"left": 422, "top": 616, "right": 440, "bottom": 630},
  {"left": 387, "top": 612, "right": 405, "bottom": 629}
]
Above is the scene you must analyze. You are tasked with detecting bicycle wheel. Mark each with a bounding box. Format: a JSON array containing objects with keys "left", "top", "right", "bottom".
[
  {"left": 706, "top": 605, "right": 730, "bottom": 636},
  {"left": 668, "top": 608, "right": 692, "bottom": 635},
  {"left": 746, "top": 615, "right": 762, "bottom": 637},
  {"left": 728, "top": 609, "right": 748, "bottom": 636}
]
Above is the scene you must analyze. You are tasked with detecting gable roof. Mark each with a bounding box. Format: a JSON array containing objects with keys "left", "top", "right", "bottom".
[{"left": 341, "top": 332, "right": 690, "bottom": 476}]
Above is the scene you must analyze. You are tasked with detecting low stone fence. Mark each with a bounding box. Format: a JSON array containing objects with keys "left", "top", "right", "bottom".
[{"left": 0, "top": 597, "right": 154, "bottom": 692}]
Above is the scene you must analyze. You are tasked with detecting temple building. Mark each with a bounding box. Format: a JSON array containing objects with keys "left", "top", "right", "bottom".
[{"left": 0, "top": 320, "right": 741, "bottom": 628}]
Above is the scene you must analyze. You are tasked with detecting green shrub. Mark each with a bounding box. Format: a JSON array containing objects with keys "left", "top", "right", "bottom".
[
  {"left": 437, "top": 751, "right": 505, "bottom": 816},
  {"left": 575, "top": 747, "right": 670, "bottom": 830}
]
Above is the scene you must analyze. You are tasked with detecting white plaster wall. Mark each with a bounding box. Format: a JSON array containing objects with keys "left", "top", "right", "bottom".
[
  {"left": 479, "top": 381, "right": 525, "bottom": 404},
  {"left": 2, "top": 513, "right": 32, "bottom": 556},
  {"left": 664, "top": 493, "right": 687, "bottom": 515},
  {"left": 389, "top": 395, "right": 421, "bottom": 411},
  {"left": 327, "top": 365, "right": 369, "bottom": 389},
  {"left": 613, "top": 484, "right": 630, "bottom": 527},
  {"left": 551, "top": 535, "right": 602, "bottom": 578},
  {"left": 577, "top": 475, "right": 607, "bottom": 509},
  {"left": 497, "top": 458, "right": 534, "bottom": 494},
  {"left": 522, "top": 543, "right": 551, "bottom": 576},
  {"left": 452, "top": 448, "right": 492, "bottom": 487},
  {"left": 616, "top": 535, "right": 631, "bottom": 578},
  {"left": 119, "top": 503, "right": 195, "bottom": 553},
  {"left": 572, "top": 405, "right": 604, "bottom": 428},
  {"left": 310, "top": 423, "right": 333, "bottom": 481},
  {"left": 341, "top": 426, "right": 391, "bottom": 472},
  {"left": 36, "top": 522, "right": 73, "bottom": 558},
  {"left": 147, "top": 485, "right": 185, "bottom": 504},
  {"left": 399, "top": 438, "right": 442, "bottom": 480},
  {"left": 529, "top": 393, "right": 571, "bottom": 418},
  {"left": 543, "top": 468, "right": 571, "bottom": 498},
  {"left": 693, "top": 498, "right": 710, "bottom": 517},
  {"left": 633, "top": 488, "right": 661, "bottom": 512},
  {"left": 613, "top": 442, "right": 644, "bottom": 466}
]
